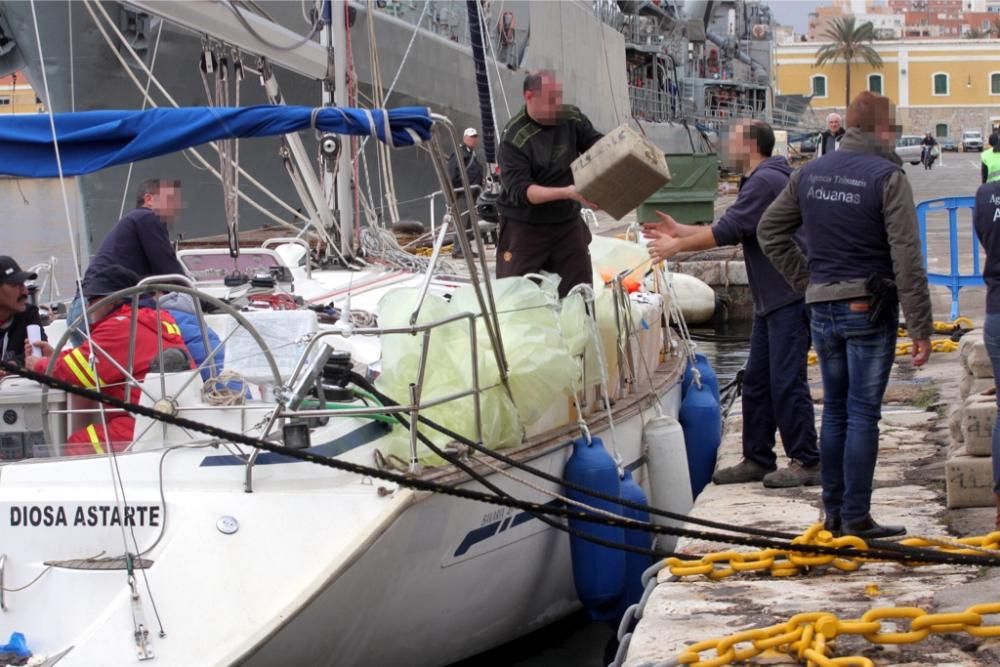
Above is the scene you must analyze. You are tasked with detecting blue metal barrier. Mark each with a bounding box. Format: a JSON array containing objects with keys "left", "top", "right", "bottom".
[{"left": 916, "top": 196, "right": 983, "bottom": 320}]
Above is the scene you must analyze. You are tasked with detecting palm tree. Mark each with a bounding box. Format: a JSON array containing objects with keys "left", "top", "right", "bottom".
[{"left": 814, "top": 17, "right": 883, "bottom": 110}]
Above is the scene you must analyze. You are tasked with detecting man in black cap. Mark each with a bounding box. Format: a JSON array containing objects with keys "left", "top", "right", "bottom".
[{"left": 0, "top": 256, "right": 46, "bottom": 369}]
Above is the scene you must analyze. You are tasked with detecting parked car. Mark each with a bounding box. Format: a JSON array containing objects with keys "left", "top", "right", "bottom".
[
  {"left": 895, "top": 134, "right": 924, "bottom": 165},
  {"left": 940, "top": 137, "right": 958, "bottom": 152},
  {"left": 963, "top": 130, "right": 984, "bottom": 152}
]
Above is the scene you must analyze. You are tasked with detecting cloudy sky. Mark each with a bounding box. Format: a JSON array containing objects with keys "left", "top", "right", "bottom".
[{"left": 769, "top": 0, "right": 823, "bottom": 32}]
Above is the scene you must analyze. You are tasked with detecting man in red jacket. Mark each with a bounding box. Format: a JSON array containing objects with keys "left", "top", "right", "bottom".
[{"left": 26, "top": 265, "right": 190, "bottom": 456}]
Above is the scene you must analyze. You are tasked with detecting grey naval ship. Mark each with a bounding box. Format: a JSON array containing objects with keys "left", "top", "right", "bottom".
[{"left": 0, "top": 0, "right": 793, "bottom": 279}]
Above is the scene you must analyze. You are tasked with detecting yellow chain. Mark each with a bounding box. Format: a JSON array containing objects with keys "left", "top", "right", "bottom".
[
  {"left": 677, "top": 603, "right": 1000, "bottom": 666},
  {"left": 667, "top": 524, "right": 1000, "bottom": 580},
  {"left": 805, "top": 317, "right": 970, "bottom": 365}
]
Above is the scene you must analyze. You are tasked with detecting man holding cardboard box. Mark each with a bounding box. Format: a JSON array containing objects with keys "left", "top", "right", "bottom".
[{"left": 496, "top": 70, "right": 603, "bottom": 298}]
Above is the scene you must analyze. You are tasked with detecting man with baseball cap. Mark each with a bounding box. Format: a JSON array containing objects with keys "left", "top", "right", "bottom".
[
  {"left": 25, "top": 264, "right": 190, "bottom": 455},
  {"left": 0, "top": 256, "right": 46, "bottom": 369},
  {"left": 446, "top": 127, "right": 485, "bottom": 258}
]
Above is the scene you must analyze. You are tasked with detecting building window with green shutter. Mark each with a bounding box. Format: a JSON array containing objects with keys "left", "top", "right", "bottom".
[
  {"left": 868, "top": 74, "right": 883, "bottom": 94},
  {"left": 933, "top": 72, "right": 949, "bottom": 96},
  {"left": 936, "top": 123, "right": 948, "bottom": 138},
  {"left": 991, "top": 72, "right": 1000, "bottom": 95},
  {"left": 811, "top": 75, "right": 827, "bottom": 98}
]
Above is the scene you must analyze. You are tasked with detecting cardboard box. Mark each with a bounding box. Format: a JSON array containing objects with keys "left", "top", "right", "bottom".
[{"left": 572, "top": 124, "right": 671, "bottom": 220}]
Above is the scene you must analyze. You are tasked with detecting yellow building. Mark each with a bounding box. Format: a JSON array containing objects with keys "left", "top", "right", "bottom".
[
  {"left": 774, "top": 39, "right": 1000, "bottom": 138},
  {"left": 0, "top": 73, "right": 44, "bottom": 114}
]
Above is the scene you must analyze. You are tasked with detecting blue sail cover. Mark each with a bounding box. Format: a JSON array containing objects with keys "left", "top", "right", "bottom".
[{"left": 0, "top": 105, "right": 434, "bottom": 178}]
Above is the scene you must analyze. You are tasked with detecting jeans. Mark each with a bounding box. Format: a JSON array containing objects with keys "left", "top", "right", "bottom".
[
  {"left": 810, "top": 300, "right": 898, "bottom": 523},
  {"left": 67, "top": 292, "right": 87, "bottom": 347},
  {"left": 741, "top": 300, "right": 819, "bottom": 470},
  {"left": 983, "top": 313, "right": 1000, "bottom": 494}
]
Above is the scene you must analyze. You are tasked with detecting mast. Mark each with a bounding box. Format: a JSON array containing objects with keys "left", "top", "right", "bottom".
[{"left": 329, "top": 0, "right": 354, "bottom": 258}]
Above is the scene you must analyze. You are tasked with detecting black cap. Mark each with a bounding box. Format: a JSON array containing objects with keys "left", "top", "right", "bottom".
[
  {"left": 0, "top": 256, "right": 37, "bottom": 284},
  {"left": 82, "top": 264, "right": 140, "bottom": 298}
]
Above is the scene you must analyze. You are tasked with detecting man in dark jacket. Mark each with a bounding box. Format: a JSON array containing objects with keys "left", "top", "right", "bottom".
[
  {"left": 645, "top": 120, "right": 820, "bottom": 488},
  {"left": 0, "top": 256, "right": 46, "bottom": 369},
  {"left": 758, "top": 92, "right": 933, "bottom": 540},
  {"left": 815, "top": 112, "right": 845, "bottom": 158},
  {"left": 69, "top": 179, "right": 187, "bottom": 343},
  {"left": 447, "top": 128, "right": 484, "bottom": 191},
  {"left": 972, "top": 176, "right": 1000, "bottom": 529},
  {"left": 446, "top": 128, "right": 485, "bottom": 260},
  {"left": 496, "top": 70, "right": 603, "bottom": 298}
]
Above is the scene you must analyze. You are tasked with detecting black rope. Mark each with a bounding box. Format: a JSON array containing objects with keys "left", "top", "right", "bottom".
[
  {"left": 350, "top": 372, "right": 797, "bottom": 542},
  {"left": 4, "top": 359, "right": 1000, "bottom": 567}
]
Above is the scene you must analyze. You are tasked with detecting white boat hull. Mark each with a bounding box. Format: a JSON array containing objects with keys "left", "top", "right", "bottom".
[{"left": 0, "top": 377, "right": 681, "bottom": 666}]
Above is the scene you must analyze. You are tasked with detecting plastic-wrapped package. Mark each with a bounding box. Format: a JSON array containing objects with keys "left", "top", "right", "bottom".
[
  {"left": 451, "top": 277, "right": 580, "bottom": 426},
  {"left": 375, "top": 287, "right": 522, "bottom": 466}
]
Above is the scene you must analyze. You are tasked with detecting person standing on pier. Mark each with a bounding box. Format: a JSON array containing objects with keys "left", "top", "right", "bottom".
[
  {"left": 645, "top": 119, "right": 820, "bottom": 489},
  {"left": 758, "top": 92, "right": 933, "bottom": 540},
  {"left": 972, "top": 171, "right": 1000, "bottom": 529},
  {"left": 496, "top": 70, "right": 602, "bottom": 298},
  {"left": 814, "top": 112, "right": 844, "bottom": 158}
]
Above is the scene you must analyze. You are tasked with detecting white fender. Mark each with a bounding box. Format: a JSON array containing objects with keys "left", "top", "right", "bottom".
[
  {"left": 644, "top": 415, "right": 694, "bottom": 554},
  {"left": 668, "top": 272, "right": 716, "bottom": 325}
]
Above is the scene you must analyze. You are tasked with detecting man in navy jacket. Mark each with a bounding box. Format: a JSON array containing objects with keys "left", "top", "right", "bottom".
[
  {"left": 645, "top": 119, "right": 819, "bottom": 488},
  {"left": 69, "top": 179, "right": 187, "bottom": 344}
]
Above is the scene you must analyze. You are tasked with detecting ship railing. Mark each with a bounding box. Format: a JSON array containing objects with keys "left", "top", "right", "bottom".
[
  {"left": 628, "top": 85, "right": 672, "bottom": 123},
  {"left": 278, "top": 311, "right": 488, "bottom": 476}
]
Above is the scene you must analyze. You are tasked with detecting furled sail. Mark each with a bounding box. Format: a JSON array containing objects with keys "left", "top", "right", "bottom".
[{"left": 0, "top": 105, "right": 433, "bottom": 177}]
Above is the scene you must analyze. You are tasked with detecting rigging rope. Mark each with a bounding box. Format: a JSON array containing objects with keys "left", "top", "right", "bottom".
[
  {"left": 30, "top": 0, "right": 167, "bottom": 639},
  {"left": 83, "top": 0, "right": 312, "bottom": 230},
  {"left": 118, "top": 19, "right": 165, "bottom": 221}
]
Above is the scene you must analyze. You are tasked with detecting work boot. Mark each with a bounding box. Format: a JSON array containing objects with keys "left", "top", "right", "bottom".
[
  {"left": 712, "top": 459, "right": 771, "bottom": 485},
  {"left": 762, "top": 460, "right": 822, "bottom": 488},
  {"left": 841, "top": 515, "right": 906, "bottom": 540},
  {"left": 994, "top": 494, "right": 1000, "bottom": 531},
  {"left": 823, "top": 515, "right": 842, "bottom": 537}
]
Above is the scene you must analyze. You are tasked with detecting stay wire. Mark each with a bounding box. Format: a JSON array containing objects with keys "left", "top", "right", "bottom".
[{"left": 5, "top": 360, "right": 999, "bottom": 568}]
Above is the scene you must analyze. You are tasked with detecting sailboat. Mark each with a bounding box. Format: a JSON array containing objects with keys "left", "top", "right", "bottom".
[{"left": 0, "top": 4, "right": 697, "bottom": 665}]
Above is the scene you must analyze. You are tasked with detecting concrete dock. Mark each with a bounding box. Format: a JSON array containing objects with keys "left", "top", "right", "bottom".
[{"left": 619, "top": 156, "right": 1000, "bottom": 666}]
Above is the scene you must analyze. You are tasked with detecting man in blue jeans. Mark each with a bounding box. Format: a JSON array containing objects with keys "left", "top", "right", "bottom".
[
  {"left": 646, "top": 119, "right": 820, "bottom": 488},
  {"left": 973, "top": 175, "right": 1000, "bottom": 529},
  {"left": 758, "top": 91, "right": 933, "bottom": 540}
]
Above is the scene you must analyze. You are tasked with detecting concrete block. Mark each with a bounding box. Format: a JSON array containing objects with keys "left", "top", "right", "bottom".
[
  {"left": 960, "top": 374, "right": 995, "bottom": 401},
  {"left": 960, "top": 333, "right": 993, "bottom": 378},
  {"left": 946, "top": 451, "right": 995, "bottom": 508},
  {"left": 949, "top": 406, "right": 964, "bottom": 444},
  {"left": 962, "top": 400, "right": 997, "bottom": 456}
]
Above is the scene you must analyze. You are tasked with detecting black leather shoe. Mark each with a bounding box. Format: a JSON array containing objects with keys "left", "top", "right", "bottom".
[
  {"left": 823, "top": 516, "right": 841, "bottom": 536},
  {"left": 841, "top": 515, "right": 906, "bottom": 540}
]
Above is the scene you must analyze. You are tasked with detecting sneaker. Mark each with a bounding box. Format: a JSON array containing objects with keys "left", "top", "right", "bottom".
[
  {"left": 762, "top": 460, "right": 822, "bottom": 488},
  {"left": 841, "top": 515, "right": 906, "bottom": 540},
  {"left": 712, "top": 459, "right": 772, "bottom": 485}
]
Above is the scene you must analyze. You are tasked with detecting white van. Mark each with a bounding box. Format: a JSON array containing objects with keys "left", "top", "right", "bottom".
[{"left": 963, "top": 130, "right": 984, "bottom": 152}]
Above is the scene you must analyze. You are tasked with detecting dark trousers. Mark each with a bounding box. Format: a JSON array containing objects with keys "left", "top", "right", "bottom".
[
  {"left": 495, "top": 217, "right": 593, "bottom": 299},
  {"left": 741, "top": 300, "right": 819, "bottom": 470},
  {"left": 810, "top": 300, "right": 898, "bottom": 523}
]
